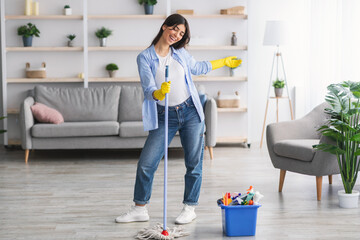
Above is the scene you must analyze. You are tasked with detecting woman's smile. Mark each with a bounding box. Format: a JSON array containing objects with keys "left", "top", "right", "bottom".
[{"left": 162, "top": 24, "right": 186, "bottom": 46}]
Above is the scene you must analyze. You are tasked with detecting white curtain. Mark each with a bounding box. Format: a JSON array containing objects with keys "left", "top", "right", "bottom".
[
  {"left": 305, "top": 0, "right": 343, "bottom": 112},
  {"left": 304, "top": 0, "right": 360, "bottom": 113},
  {"left": 342, "top": 0, "right": 360, "bottom": 82}
]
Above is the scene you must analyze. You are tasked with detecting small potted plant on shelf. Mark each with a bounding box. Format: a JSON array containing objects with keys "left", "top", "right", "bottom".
[
  {"left": 313, "top": 81, "right": 360, "bottom": 208},
  {"left": 0, "top": 116, "right": 6, "bottom": 135},
  {"left": 95, "top": 27, "right": 113, "bottom": 47},
  {"left": 272, "top": 78, "right": 285, "bottom": 97},
  {"left": 66, "top": 34, "right": 76, "bottom": 47},
  {"left": 17, "top": 23, "right": 40, "bottom": 47},
  {"left": 106, "top": 63, "right": 119, "bottom": 78},
  {"left": 64, "top": 5, "right": 72, "bottom": 15},
  {"left": 138, "top": 0, "right": 157, "bottom": 15}
]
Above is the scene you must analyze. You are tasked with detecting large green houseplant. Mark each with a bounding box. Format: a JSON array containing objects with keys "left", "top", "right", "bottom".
[{"left": 314, "top": 81, "right": 360, "bottom": 207}]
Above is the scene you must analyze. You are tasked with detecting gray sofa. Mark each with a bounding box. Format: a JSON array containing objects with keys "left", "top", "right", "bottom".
[{"left": 20, "top": 85, "right": 217, "bottom": 163}]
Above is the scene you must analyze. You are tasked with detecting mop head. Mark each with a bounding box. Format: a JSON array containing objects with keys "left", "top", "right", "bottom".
[{"left": 135, "top": 223, "right": 190, "bottom": 240}]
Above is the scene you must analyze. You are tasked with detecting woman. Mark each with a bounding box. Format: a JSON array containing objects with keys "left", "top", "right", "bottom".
[{"left": 115, "top": 14, "right": 241, "bottom": 224}]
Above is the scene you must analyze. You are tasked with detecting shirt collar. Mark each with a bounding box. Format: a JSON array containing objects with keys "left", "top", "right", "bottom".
[
  {"left": 149, "top": 45, "right": 180, "bottom": 60},
  {"left": 149, "top": 45, "right": 158, "bottom": 61}
]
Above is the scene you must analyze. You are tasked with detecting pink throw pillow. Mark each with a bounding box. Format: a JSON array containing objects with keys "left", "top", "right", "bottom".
[{"left": 30, "top": 102, "right": 64, "bottom": 124}]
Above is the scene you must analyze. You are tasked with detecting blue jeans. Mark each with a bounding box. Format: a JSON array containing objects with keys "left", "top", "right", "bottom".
[{"left": 134, "top": 97, "right": 205, "bottom": 206}]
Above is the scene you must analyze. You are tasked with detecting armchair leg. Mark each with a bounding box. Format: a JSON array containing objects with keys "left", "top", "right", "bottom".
[
  {"left": 25, "top": 149, "right": 29, "bottom": 164},
  {"left": 328, "top": 175, "right": 332, "bottom": 184},
  {"left": 208, "top": 147, "right": 214, "bottom": 160},
  {"left": 316, "top": 176, "right": 323, "bottom": 201},
  {"left": 279, "top": 169, "right": 286, "bottom": 192}
]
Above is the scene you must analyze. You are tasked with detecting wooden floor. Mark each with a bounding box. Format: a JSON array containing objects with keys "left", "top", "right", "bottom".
[{"left": 0, "top": 145, "right": 360, "bottom": 240}]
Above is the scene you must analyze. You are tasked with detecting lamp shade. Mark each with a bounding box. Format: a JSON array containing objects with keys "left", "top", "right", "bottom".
[{"left": 263, "top": 21, "right": 287, "bottom": 46}]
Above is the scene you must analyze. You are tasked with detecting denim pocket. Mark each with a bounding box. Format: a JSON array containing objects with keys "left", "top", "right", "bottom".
[
  {"left": 157, "top": 105, "right": 165, "bottom": 115},
  {"left": 186, "top": 101, "right": 195, "bottom": 108}
]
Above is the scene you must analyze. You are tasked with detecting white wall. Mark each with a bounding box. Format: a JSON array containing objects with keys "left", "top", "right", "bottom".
[
  {"left": 2, "top": 0, "right": 252, "bottom": 143},
  {"left": 248, "top": 0, "right": 308, "bottom": 144}
]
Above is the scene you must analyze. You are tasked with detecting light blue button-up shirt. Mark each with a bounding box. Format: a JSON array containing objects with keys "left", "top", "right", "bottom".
[{"left": 137, "top": 45, "right": 212, "bottom": 131}]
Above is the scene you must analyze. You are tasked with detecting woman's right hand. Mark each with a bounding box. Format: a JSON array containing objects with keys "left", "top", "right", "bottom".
[{"left": 153, "top": 81, "right": 171, "bottom": 101}]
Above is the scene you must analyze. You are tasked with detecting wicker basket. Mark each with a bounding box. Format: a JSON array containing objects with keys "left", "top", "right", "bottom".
[
  {"left": 216, "top": 91, "right": 240, "bottom": 108},
  {"left": 26, "top": 62, "right": 46, "bottom": 78}
]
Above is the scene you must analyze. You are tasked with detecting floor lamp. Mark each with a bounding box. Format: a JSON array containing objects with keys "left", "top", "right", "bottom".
[{"left": 260, "top": 21, "right": 294, "bottom": 148}]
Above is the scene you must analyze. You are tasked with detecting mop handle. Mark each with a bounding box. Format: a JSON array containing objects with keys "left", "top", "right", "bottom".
[{"left": 163, "top": 65, "right": 169, "bottom": 231}]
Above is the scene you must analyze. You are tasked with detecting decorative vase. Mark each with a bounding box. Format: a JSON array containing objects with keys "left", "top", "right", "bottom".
[
  {"left": 67, "top": 40, "right": 73, "bottom": 47},
  {"left": 338, "top": 190, "right": 359, "bottom": 208},
  {"left": 108, "top": 70, "right": 117, "bottom": 78},
  {"left": 100, "top": 38, "right": 107, "bottom": 47},
  {"left": 25, "top": 0, "right": 32, "bottom": 16},
  {"left": 144, "top": 4, "right": 154, "bottom": 15},
  {"left": 22, "top": 36, "right": 33, "bottom": 47},
  {"left": 274, "top": 88, "right": 283, "bottom": 97},
  {"left": 231, "top": 32, "right": 237, "bottom": 46},
  {"left": 33, "top": 2, "right": 39, "bottom": 16},
  {"left": 64, "top": 8, "right": 72, "bottom": 16}
]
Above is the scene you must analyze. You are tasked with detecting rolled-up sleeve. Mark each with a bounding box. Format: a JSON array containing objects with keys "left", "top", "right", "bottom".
[
  {"left": 137, "top": 53, "right": 157, "bottom": 101},
  {"left": 180, "top": 48, "right": 212, "bottom": 75}
]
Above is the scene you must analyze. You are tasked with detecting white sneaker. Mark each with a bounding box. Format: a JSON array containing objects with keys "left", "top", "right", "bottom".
[
  {"left": 115, "top": 205, "right": 149, "bottom": 223},
  {"left": 175, "top": 204, "right": 196, "bottom": 224}
]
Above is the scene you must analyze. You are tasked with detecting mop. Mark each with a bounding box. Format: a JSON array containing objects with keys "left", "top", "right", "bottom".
[{"left": 135, "top": 66, "right": 190, "bottom": 240}]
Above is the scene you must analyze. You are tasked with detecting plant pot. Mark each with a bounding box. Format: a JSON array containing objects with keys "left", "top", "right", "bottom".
[
  {"left": 100, "top": 38, "right": 107, "bottom": 47},
  {"left": 274, "top": 88, "right": 283, "bottom": 97},
  {"left": 338, "top": 190, "right": 359, "bottom": 208},
  {"left": 108, "top": 70, "right": 117, "bottom": 78},
  {"left": 67, "top": 40, "right": 74, "bottom": 47},
  {"left": 64, "top": 8, "right": 72, "bottom": 16},
  {"left": 229, "top": 68, "right": 235, "bottom": 77},
  {"left": 22, "top": 36, "right": 33, "bottom": 47},
  {"left": 144, "top": 4, "right": 154, "bottom": 15}
]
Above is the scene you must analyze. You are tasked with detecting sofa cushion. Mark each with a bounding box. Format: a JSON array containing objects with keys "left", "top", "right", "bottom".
[
  {"left": 31, "top": 121, "right": 119, "bottom": 138},
  {"left": 274, "top": 139, "right": 319, "bottom": 162},
  {"left": 119, "top": 121, "right": 148, "bottom": 137},
  {"left": 34, "top": 85, "right": 121, "bottom": 122},
  {"left": 31, "top": 102, "right": 64, "bottom": 124},
  {"left": 119, "top": 86, "right": 144, "bottom": 122}
]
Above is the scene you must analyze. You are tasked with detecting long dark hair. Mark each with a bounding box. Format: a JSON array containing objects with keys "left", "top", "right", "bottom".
[{"left": 151, "top": 14, "right": 190, "bottom": 49}]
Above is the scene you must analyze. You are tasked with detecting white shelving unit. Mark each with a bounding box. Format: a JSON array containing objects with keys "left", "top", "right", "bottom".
[{"left": 0, "top": 0, "right": 249, "bottom": 146}]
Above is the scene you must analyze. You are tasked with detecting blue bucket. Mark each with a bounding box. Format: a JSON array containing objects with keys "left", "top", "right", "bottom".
[{"left": 220, "top": 204, "right": 261, "bottom": 236}]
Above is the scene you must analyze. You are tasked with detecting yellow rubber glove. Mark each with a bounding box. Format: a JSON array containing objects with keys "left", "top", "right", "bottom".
[
  {"left": 153, "top": 81, "right": 171, "bottom": 101},
  {"left": 210, "top": 56, "right": 242, "bottom": 70}
]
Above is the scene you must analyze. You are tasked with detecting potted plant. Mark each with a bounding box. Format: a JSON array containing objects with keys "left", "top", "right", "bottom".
[
  {"left": 66, "top": 34, "right": 76, "bottom": 47},
  {"left": 138, "top": 0, "right": 157, "bottom": 15},
  {"left": 272, "top": 79, "right": 285, "bottom": 97},
  {"left": 95, "top": 27, "right": 113, "bottom": 47},
  {"left": 313, "top": 81, "right": 360, "bottom": 208},
  {"left": 17, "top": 23, "right": 40, "bottom": 47},
  {"left": 106, "top": 63, "right": 119, "bottom": 78},
  {"left": 0, "top": 116, "right": 6, "bottom": 135},
  {"left": 64, "top": 5, "right": 72, "bottom": 15}
]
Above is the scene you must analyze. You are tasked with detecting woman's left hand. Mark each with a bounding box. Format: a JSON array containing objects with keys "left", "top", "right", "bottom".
[{"left": 210, "top": 56, "right": 242, "bottom": 70}]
